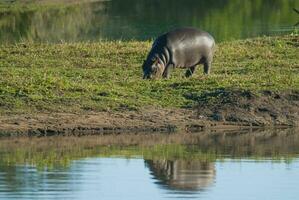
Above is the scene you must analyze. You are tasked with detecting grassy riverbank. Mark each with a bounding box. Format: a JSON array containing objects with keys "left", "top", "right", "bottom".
[
  {"left": 0, "top": 0, "right": 96, "bottom": 12},
  {"left": 0, "top": 34, "right": 298, "bottom": 133},
  {"left": 0, "top": 34, "right": 298, "bottom": 113}
]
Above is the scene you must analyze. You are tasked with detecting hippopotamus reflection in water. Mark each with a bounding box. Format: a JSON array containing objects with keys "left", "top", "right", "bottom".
[
  {"left": 142, "top": 27, "right": 215, "bottom": 79},
  {"left": 145, "top": 159, "right": 215, "bottom": 191}
]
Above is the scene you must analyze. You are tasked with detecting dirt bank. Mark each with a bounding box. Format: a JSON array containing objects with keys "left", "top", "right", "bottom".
[
  {"left": 0, "top": 90, "right": 298, "bottom": 136},
  {"left": 0, "top": 108, "right": 237, "bottom": 137},
  {"left": 194, "top": 89, "right": 299, "bottom": 126}
]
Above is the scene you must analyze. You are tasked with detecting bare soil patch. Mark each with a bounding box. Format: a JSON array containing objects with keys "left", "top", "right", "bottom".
[{"left": 195, "top": 89, "right": 299, "bottom": 126}]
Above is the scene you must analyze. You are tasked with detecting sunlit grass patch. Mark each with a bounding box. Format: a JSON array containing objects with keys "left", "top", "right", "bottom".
[{"left": 0, "top": 34, "right": 298, "bottom": 113}]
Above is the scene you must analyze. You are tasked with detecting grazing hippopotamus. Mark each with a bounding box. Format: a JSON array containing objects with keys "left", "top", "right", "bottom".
[{"left": 142, "top": 27, "right": 215, "bottom": 79}]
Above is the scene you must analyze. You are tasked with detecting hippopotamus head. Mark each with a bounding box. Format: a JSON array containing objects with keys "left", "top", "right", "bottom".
[{"left": 142, "top": 56, "right": 165, "bottom": 79}]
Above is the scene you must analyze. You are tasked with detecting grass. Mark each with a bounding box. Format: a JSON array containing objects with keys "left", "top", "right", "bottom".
[
  {"left": 0, "top": 0, "right": 99, "bottom": 12},
  {"left": 0, "top": 34, "right": 298, "bottom": 113}
]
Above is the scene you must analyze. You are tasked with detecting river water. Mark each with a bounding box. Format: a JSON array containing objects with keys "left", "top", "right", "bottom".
[
  {"left": 1, "top": 158, "right": 298, "bottom": 200},
  {"left": 0, "top": 129, "right": 299, "bottom": 199},
  {"left": 0, "top": 0, "right": 298, "bottom": 43}
]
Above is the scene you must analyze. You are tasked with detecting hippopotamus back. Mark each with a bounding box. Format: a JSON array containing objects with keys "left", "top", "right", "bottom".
[{"left": 143, "top": 27, "right": 215, "bottom": 79}]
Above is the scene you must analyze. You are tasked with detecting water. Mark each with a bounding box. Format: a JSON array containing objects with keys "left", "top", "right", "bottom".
[
  {"left": 1, "top": 158, "right": 299, "bottom": 200},
  {"left": 0, "top": 0, "right": 298, "bottom": 43},
  {"left": 0, "top": 129, "right": 299, "bottom": 199}
]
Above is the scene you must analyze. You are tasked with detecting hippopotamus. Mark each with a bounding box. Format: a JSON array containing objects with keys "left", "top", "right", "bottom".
[{"left": 142, "top": 27, "right": 215, "bottom": 79}]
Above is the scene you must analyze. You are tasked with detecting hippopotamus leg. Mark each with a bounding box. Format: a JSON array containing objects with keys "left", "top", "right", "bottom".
[
  {"left": 162, "top": 64, "right": 174, "bottom": 79},
  {"left": 204, "top": 54, "right": 213, "bottom": 74},
  {"left": 185, "top": 66, "right": 197, "bottom": 77},
  {"left": 204, "top": 62, "right": 211, "bottom": 74}
]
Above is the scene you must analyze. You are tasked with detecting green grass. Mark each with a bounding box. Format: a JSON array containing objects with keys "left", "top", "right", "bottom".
[
  {"left": 0, "top": 34, "right": 298, "bottom": 113},
  {"left": 0, "top": 0, "right": 96, "bottom": 13}
]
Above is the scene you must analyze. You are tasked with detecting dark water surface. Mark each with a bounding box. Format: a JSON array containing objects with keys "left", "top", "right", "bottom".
[
  {"left": 0, "top": 0, "right": 298, "bottom": 43},
  {"left": 0, "top": 129, "right": 299, "bottom": 199}
]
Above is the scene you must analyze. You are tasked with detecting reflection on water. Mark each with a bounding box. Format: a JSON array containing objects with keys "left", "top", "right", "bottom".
[
  {"left": 0, "top": 165, "right": 73, "bottom": 199},
  {"left": 0, "top": 129, "right": 299, "bottom": 199},
  {"left": 0, "top": 158, "right": 299, "bottom": 200},
  {"left": 0, "top": 0, "right": 298, "bottom": 43},
  {"left": 1, "top": 159, "right": 213, "bottom": 199},
  {"left": 1, "top": 128, "right": 299, "bottom": 167},
  {"left": 145, "top": 160, "right": 215, "bottom": 191}
]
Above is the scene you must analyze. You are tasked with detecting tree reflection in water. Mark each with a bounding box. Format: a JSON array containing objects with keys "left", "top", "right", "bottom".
[{"left": 0, "top": 0, "right": 298, "bottom": 43}]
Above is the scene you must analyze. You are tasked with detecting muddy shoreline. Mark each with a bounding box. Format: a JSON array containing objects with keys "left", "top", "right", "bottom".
[
  {"left": 0, "top": 110, "right": 249, "bottom": 137},
  {"left": 0, "top": 90, "right": 298, "bottom": 136}
]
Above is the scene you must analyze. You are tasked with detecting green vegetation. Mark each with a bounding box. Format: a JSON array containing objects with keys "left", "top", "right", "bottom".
[
  {"left": 0, "top": 1, "right": 59, "bottom": 13},
  {"left": 0, "top": 34, "right": 298, "bottom": 113}
]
